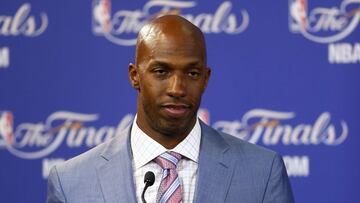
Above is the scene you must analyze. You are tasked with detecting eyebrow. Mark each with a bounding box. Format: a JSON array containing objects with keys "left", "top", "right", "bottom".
[
  {"left": 149, "top": 61, "right": 170, "bottom": 67},
  {"left": 149, "top": 60, "right": 202, "bottom": 68}
]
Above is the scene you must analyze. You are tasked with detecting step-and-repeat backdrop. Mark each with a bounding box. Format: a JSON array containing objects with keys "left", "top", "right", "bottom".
[{"left": 1, "top": 0, "right": 359, "bottom": 202}]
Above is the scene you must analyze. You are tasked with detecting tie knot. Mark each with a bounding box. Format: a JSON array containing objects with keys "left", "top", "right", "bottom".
[{"left": 155, "top": 151, "right": 182, "bottom": 170}]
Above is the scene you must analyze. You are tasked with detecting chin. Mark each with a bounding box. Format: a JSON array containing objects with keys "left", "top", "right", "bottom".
[{"left": 157, "top": 118, "right": 194, "bottom": 135}]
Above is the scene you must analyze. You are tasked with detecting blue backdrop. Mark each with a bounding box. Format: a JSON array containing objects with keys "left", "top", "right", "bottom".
[{"left": 1, "top": 0, "right": 359, "bottom": 202}]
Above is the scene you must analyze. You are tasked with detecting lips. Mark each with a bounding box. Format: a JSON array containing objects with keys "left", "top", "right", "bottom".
[{"left": 161, "top": 103, "right": 191, "bottom": 118}]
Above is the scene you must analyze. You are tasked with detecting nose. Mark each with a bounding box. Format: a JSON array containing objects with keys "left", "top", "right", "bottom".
[{"left": 167, "top": 74, "right": 186, "bottom": 98}]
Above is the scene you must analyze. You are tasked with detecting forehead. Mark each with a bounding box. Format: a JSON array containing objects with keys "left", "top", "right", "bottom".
[
  {"left": 162, "top": 33, "right": 203, "bottom": 54},
  {"left": 136, "top": 25, "right": 206, "bottom": 66}
]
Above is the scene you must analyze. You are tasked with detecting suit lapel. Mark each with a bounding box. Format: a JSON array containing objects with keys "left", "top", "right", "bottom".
[
  {"left": 96, "top": 126, "right": 137, "bottom": 203},
  {"left": 194, "top": 122, "right": 236, "bottom": 203},
  {"left": 94, "top": 121, "right": 236, "bottom": 202}
]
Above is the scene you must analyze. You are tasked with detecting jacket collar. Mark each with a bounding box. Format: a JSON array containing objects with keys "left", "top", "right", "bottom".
[
  {"left": 96, "top": 125, "right": 137, "bottom": 203},
  {"left": 194, "top": 121, "right": 236, "bottom": 202},
  {"left": 95, "top": 121, "right": 236, "bottom": 203}
]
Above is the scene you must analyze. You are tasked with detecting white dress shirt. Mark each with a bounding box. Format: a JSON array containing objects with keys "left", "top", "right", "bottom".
[{"left": 131, "top": 116, "right": 201, "bottom": 203}]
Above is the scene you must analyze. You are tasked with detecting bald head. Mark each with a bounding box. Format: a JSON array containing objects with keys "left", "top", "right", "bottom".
[
  {"left": 135, "top": 15, "right": 207, "bottom": 66},
  {"left": 128, "top": 15, "right": 211, "bottom": 148}
]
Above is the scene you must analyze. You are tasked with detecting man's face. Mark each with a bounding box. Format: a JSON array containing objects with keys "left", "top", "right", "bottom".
[{"left": 130, "top": 32, "right": 210, "bottom": 137}]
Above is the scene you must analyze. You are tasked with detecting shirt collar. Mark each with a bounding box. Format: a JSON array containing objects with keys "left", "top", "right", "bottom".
[{"left": 130, "top": 115, "right": 201, "bottom": 170}]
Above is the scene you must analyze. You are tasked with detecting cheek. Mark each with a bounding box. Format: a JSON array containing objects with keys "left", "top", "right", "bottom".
[
  {"left": 188, "top": 83, "right": 205, "bottom": 97},
  {"left": 139, "top": 75, "right": 157, "bottom": 93},
  {"left": 140, "top": 80, "right": 164, "bottom": 101}
]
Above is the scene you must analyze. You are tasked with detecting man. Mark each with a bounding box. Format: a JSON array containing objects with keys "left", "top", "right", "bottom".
[{"left": 47, "top": 15, "right": 294, "bottom": 203}]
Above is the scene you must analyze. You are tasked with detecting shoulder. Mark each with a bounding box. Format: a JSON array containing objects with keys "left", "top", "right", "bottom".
[
  {"left": 200, "top": 121, "right": 285, "bottom": 177},
  {"left": 50, "top": 125, "right": 131, "bottom": 186},
  {"left": 54, "top": 124, "right": 131, "bottom": 175},
  {"left": 60, "top": 142, "right": 105, "bottom": 170},
  {"left": 201, "top": 123, "right": 294, "bottom": 201},
  {"left": 201, "top": 121, "right": 278, "bottom": 160},
  {"left": 47, "top": 140, "right": 110, "bottom": 202},
  {"left": 47, "top": 126, "right": 132, "bottom": 201},
  {"left": 50, "top": 138, "right": 109, "bottom": 187},
  {"left": 221, "top": 130, "right": 277, "bottom": 158},
  {"left": 219, "top": 129, "right": 285, "bottom": 171}
]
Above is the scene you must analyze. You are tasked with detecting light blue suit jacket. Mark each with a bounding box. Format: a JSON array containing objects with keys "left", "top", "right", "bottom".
[{"left": 47, "top": 121, "right": 294, "bottom": 203}]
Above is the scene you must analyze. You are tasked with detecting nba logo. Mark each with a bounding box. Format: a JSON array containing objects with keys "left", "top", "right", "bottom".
[
  {"left": 0, "top": 111, "right": 14, "bottom": 144},
  {"left": 289, "top": 0, "right": 308, "bottom": 32},
  {"left": 92, "top": 0, "right": 112, "bottom": 35},
  {"left": 198, "top": 108, "right": 210, "bottom": 125}
]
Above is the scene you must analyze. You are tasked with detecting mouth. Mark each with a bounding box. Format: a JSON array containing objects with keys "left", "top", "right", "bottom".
[{"left": 161, "top": 103, "right": 191, "bottom": 118}]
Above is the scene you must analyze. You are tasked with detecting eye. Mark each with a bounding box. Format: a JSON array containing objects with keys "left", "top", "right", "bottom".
[
  {"left": 153, "top": 68, "right": 169, "bottom": 76},
  {"left": 188, "top": 70, "right": 201, "bottom": 78}
]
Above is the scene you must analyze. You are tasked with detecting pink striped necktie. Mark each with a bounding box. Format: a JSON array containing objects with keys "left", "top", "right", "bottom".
[{"left": 155, "top": 151, "right": 183, "bottom": 203}]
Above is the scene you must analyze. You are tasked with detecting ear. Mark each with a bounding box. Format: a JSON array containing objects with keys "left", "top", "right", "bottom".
[{"left": 128, "top": 63, "right": 140, "bottom": 90}]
